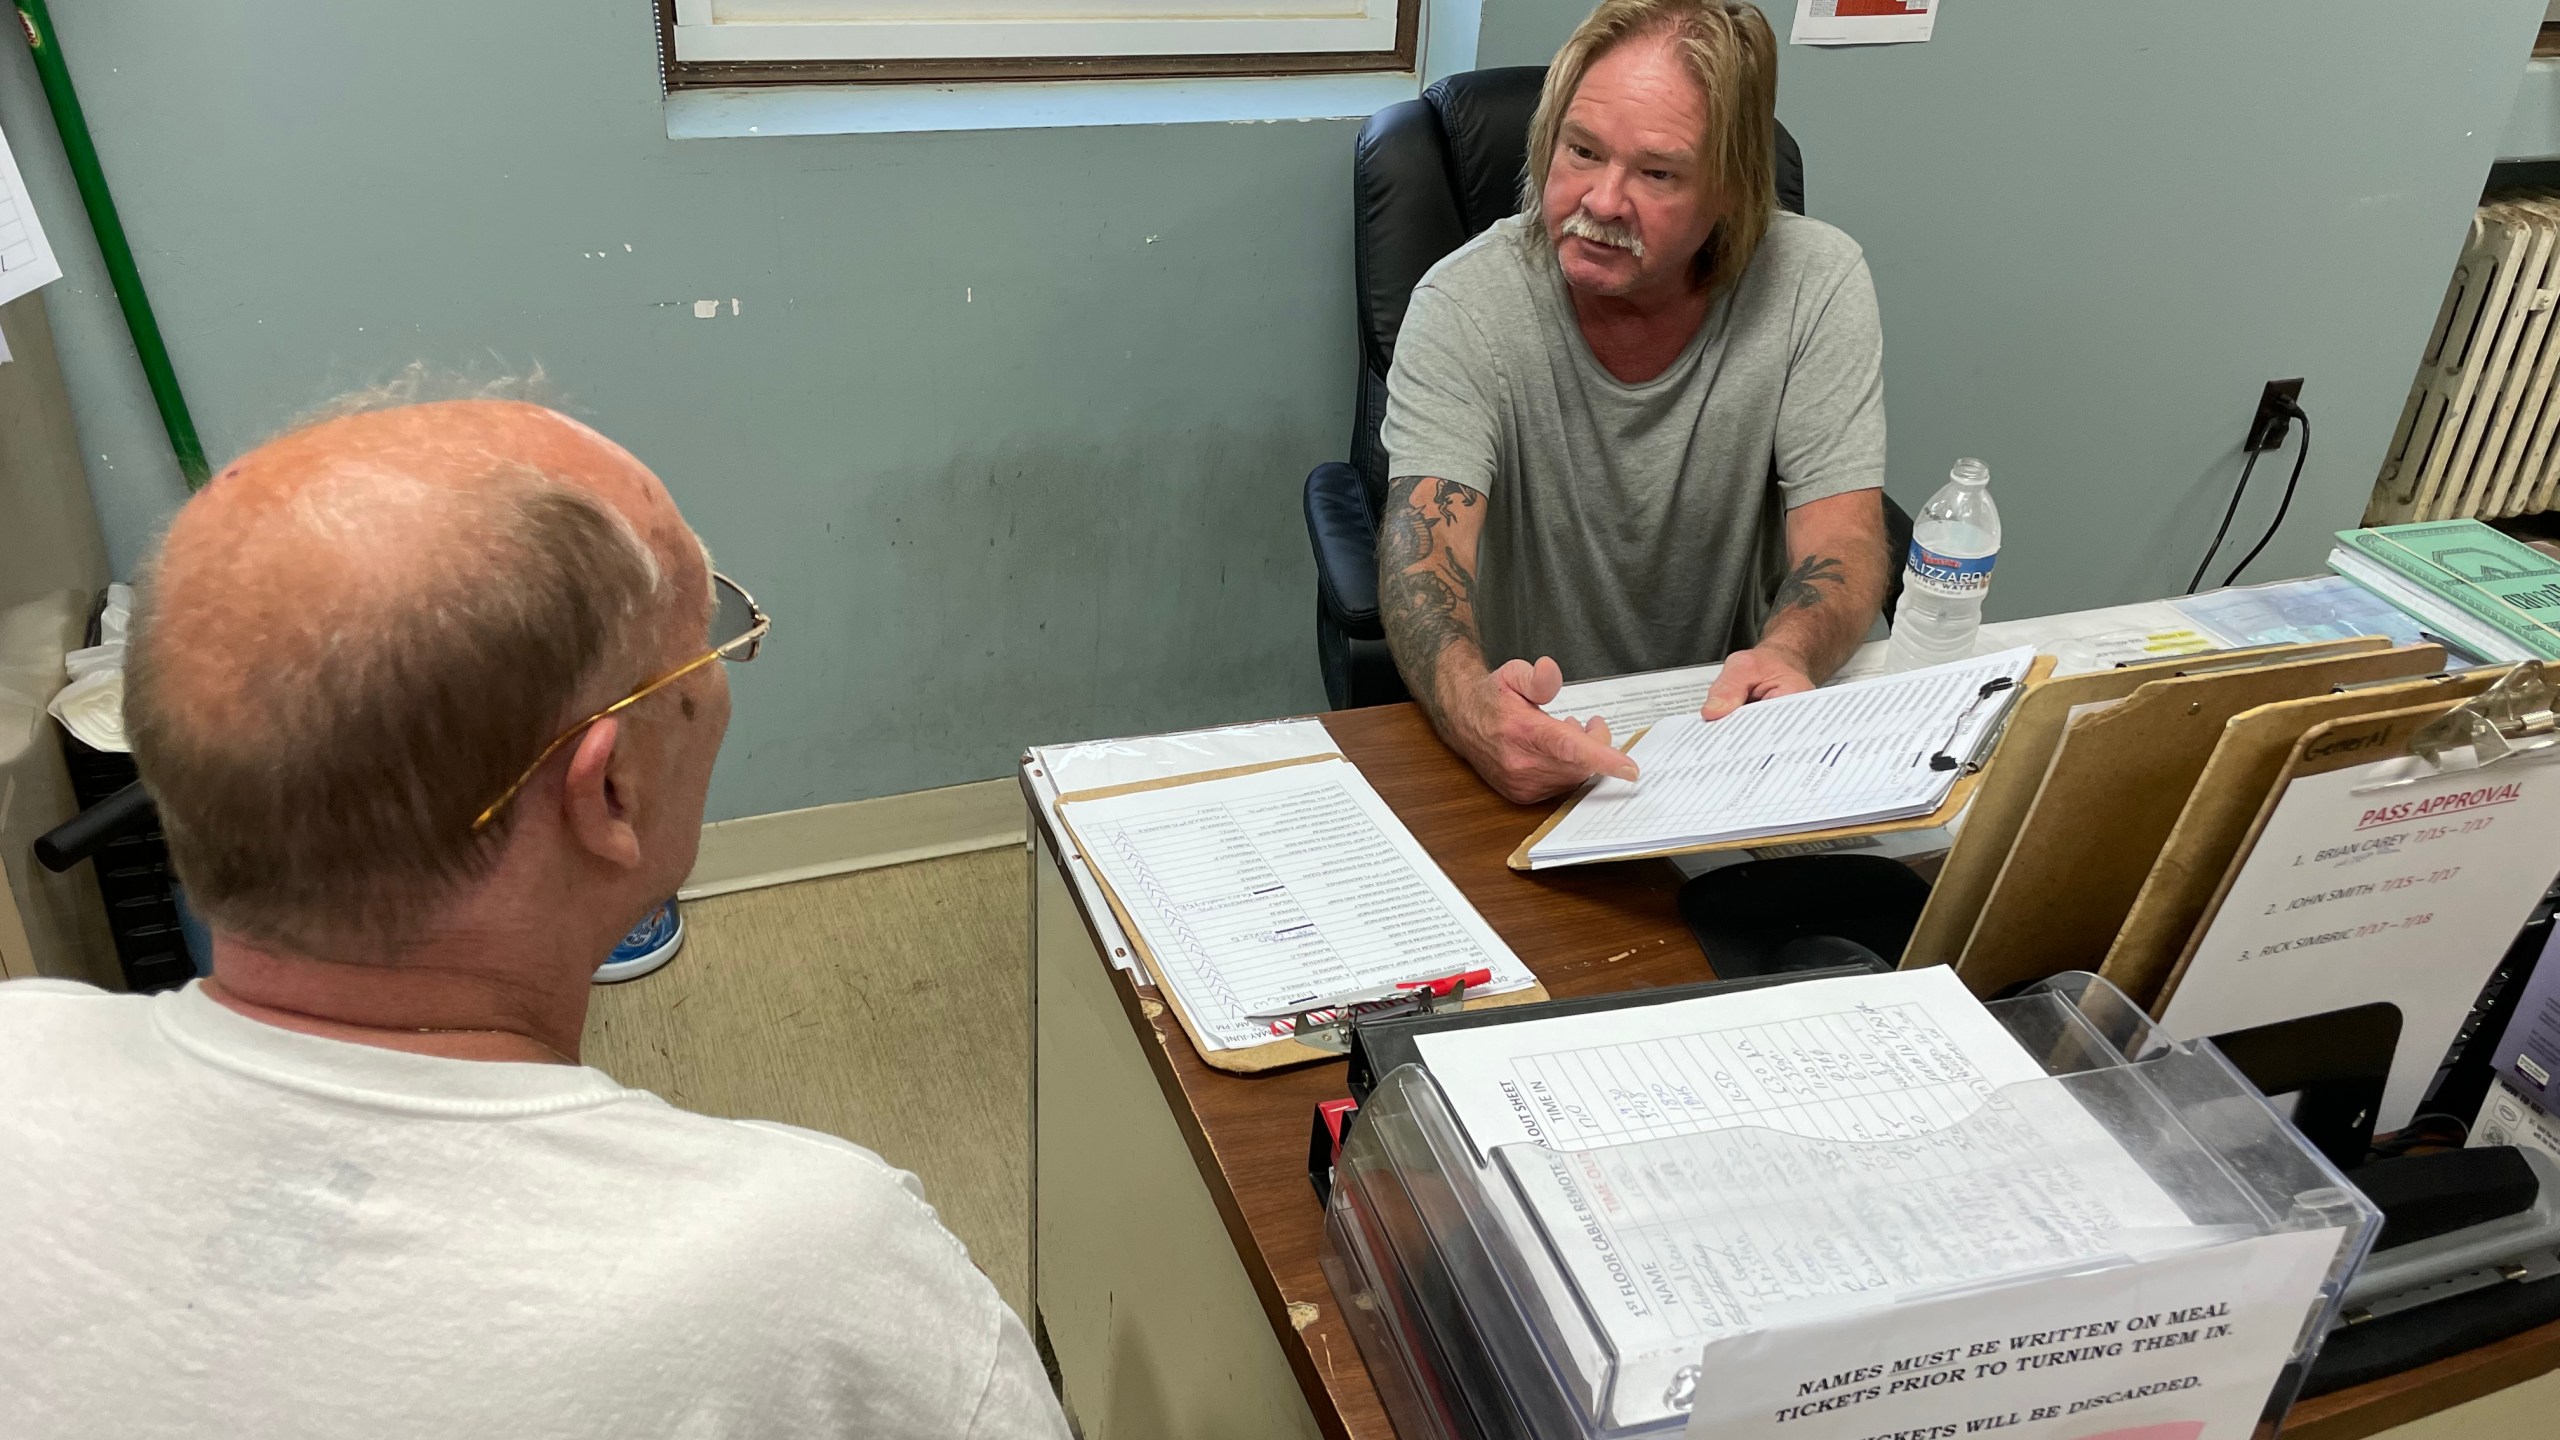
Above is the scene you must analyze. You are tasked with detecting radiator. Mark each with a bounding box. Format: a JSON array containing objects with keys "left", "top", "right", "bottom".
[{"left": 2370, "top": 195, "right": 2560, "bottom": 523}]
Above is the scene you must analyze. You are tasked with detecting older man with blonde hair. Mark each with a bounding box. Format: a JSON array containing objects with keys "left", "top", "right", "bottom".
[
  {"left": 1380, "top": 0, "right": 1891, "bottom": 803},
  {"left": 0, "top": 395, "right": 1068, "bottom": 1439}
]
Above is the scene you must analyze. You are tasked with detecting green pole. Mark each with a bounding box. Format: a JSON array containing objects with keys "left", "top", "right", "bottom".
[{"left": 13, "top": 0, "right": 211, "bottom": 489}]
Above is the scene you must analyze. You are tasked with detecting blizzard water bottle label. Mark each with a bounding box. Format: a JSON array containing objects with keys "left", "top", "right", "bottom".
[{"left": 1907, "top": 543, "right": 1995, "bottom": 597}]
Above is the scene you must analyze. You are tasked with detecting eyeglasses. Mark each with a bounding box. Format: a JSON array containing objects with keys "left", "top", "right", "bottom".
[{"left": 472, "top": 571, "right": 770, "bottom": 832}]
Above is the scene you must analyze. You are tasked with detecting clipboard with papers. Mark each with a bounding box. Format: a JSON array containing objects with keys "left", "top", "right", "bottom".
[
  {"left": 1051, "top": 752, "right": 1550, "bottom": 1074},
  {"left": 2095, "top": 667, "right": 2504, "bottom": 1005},
  {"left": 1025, "top": 716, "right": 1346, "bottom": 984},
  {"left": 1898, "top": 637, "right": 2406, "bottom": 975},
  {"left": 1507, "top": 648, "right": 2054, "bottom": 871},
  {"left": 2148, "top": 662, "right": 2560, "bottom": 1131},
  {"left": 1877, "top": 638, "right": 2560, "bottom": 1137},
  {"left": 1904, "top": 639, "right": 2449, "bottom": 1000}
]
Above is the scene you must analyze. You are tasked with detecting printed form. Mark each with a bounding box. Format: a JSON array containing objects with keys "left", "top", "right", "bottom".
[
  {"left": 1028, "top": 716, "right": 1342, "bottom": 981},
  {"left": 1541, "top": 605, "right": 2199, "bottom": 752},
  {"left": 1529, "top": 647, "right": 2035, "bottom": 866},
  {"left": 1057, "top": 759, "right": 1536, "bottom": 1051},
  {"left": 2163, "top": 748, "right": 2560, "bottom": 1130},
  {"left": 1416, "top": 968, "right": 2196, "bottom": 1429}
]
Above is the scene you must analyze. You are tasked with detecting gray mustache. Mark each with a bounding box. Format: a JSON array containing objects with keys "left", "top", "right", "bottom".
[{"left": 1561, "top": 210, "right": 1647, "bottom": 259}]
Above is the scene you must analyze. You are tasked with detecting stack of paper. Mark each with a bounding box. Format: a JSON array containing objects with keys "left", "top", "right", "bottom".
[
  {"left": 1412, "top": 968, "right": 2200, "bottom": 1431},
  {"left": 2328, "top": 519, "right": 2560, "bottom": 663},
  {"left": 1542, "top": 603, "right": 2200, "bottom": 738},
  {"left": 1056, "top": 758, "right": 1538, "bottom": 1051},
  {"left": 1525, "top": 647, "right": 2036, "bottom": 868},
  {"left": 1026, "top": 717, "right": 1345, "bottom": 981}
]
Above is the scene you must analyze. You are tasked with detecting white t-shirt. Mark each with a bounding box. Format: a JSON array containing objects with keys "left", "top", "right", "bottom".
[{"left": 0, "top": 979, "right": 1069, "bottom": 1440}]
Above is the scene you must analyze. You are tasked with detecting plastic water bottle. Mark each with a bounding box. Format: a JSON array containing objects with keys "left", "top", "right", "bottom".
[{"left": 1886, "top": 458, "right": 2002, "bottom": 671}]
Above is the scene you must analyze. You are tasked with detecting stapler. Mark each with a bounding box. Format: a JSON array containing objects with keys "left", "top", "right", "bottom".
[{"left": 2200, "top": 1001, "right": 2560, "bottom": 1396}]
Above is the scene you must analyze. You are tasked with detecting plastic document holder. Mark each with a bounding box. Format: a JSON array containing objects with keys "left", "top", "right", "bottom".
[{"left": 1319, "top": 974, "right": 2383, "bottom": 1440}]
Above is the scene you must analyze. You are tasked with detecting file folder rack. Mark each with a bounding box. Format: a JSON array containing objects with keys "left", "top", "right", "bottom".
[{"left": 1318, "top": 973, "right": 2382, "bottom": 1440}]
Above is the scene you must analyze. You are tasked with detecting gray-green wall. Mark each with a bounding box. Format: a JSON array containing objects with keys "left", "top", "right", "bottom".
[{"left": 3, "top": 0, "right": 2543, "bottom": 821}]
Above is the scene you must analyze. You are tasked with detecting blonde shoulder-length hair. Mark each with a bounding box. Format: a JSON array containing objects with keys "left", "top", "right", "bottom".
[{"left": 1519, "top": 0, "right": 1779, "bottom": 294}]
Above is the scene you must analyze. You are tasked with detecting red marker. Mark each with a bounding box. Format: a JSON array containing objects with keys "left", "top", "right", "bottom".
[{"left": 1246, "top": 968, "right": 1493, "bottom": 1028}]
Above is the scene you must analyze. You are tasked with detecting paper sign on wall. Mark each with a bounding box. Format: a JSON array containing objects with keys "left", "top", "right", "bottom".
[
  {"left": 1793, "top": 0, "right": 1937, "bottom": 46},
  {"left": 0, "top": 120, "right": 62, "bottom": 312}
]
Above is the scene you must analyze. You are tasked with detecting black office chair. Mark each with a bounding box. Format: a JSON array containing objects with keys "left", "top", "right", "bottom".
[{"left": 1302, "top": 65, "right": 1908, "bottom": 711}]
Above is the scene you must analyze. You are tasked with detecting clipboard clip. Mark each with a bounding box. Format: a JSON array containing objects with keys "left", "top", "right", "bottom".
[
  {"left": 2355, "top": 660, "right": 2558, "bottom": 791},
  {"left": 1247, "top": 972, "right": 1481, "bottom": 1054},
  {"left": 1929, "top": 677, "right": 2020, "bottom": 774}
]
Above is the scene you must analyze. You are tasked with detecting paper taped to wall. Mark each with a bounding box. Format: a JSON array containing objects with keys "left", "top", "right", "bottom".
[
  {"left": 0, "top": 121, "right": 63, "bottom": 310},
  {"left": 1793, "top": 0, "right": 1938, "bottom": 46}
]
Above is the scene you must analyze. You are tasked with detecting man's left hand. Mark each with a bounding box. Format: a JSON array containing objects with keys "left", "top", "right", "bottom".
[{"left": 1699, "top": 646, "right": 1816, "bottom": 720}]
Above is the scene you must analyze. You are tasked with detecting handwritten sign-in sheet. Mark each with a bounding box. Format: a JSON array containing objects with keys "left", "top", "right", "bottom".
[{"left": 1417, "top": 969, "right": 2196, "bottom": 1429}]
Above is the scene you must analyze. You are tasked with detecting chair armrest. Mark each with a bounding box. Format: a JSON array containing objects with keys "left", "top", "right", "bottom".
[
  {"left": 1305, "top": 462, "right": 1385, "bottom": 642},
  {"left": 1880, "top": 490, "right": 1914, "bottom": 625}
]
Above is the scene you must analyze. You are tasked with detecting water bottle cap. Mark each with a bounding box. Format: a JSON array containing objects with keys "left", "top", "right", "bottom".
[{"left": 1949, "top": 457, "right": 1990, "bottom": 485}]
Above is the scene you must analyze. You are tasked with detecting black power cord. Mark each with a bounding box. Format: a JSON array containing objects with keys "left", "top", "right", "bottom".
[
  {"left": 2220, "top": 402, "right": 2311, "bottom": 588},
  {"left": 2186, "top": 449, "right": 2263, "bottom": 594},
  {"left": 2186, "top": 397, "right": 2311, "bottom": 593}
]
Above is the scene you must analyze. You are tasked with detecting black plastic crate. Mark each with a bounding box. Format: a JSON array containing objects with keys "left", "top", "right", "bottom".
[
  {"left": 53, "top": 730, "right": 189, "bottom": 993},
  {"left": 51, "top": 590, "right": 192, "bottom": 993}
]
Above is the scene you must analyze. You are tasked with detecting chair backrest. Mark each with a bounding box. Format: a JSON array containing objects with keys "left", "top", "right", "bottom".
[{"left": 1347, "top": 65, "right": 1806, "bottom": 508}]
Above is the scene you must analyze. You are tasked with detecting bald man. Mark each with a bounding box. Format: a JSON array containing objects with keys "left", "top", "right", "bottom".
[{"left": 0, "top": 398, "right": 1068, "bottom": 1440}]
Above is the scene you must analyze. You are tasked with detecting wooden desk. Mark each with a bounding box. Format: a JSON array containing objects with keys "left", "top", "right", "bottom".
[{"left": 1025, "top": 701, "right": 2560, "bottom": 1440}]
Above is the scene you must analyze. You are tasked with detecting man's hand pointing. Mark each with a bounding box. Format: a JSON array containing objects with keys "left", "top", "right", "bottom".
[{"left": 1445, "top": 656, "right": 1639, "bottom": 805}]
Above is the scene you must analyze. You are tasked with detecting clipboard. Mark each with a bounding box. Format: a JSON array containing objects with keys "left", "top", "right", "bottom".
[
  {"left": 2096, "top": 668, "right": 2504, "bottom": 1007},
  {"left": 1949, "top": 642, "right": 2444, "bottom": 999},
  {"left": 1900, "top": 639, "right": 2399, "bottom": 971},
  {"left": 1505, "top": 656, "right": 2059, "bottom": 872},
  {"left": 1899, "top": 648, "right": 2319, "bottom": 970},
  {"left": 2150, "top": 661, "right": 2560, "bottom": 1017},
  {"left": 1054, "top": 754, "right": 1551, "bottom": 1075}
]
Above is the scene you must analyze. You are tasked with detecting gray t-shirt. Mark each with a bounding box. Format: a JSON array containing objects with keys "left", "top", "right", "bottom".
[{"left": 1381, "top": 211, "right": 1886, "bottom": 679}]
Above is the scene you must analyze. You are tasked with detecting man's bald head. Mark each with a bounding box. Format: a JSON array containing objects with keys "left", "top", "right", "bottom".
[{"left": 128, "top": 399, "right": 709, "bottom": 955}]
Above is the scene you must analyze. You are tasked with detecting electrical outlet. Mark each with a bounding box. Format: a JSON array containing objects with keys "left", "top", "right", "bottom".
[{"left": 2246, "top": 378, "right": 2304, "bottom": 452}]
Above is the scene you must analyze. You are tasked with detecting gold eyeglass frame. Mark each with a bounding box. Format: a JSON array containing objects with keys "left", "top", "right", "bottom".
[{"left": 471, "top": 572, "right": 770, "bottom": 832}]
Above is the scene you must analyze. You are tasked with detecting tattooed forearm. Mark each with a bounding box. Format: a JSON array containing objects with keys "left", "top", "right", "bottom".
[
  {"left": 1771, "top": 553, "right": 1847, "bottom": 613},
  {"left": 1378, "top": 476, "right": 1486, "bottom": 723},
  {"left": 1757, "top": 491, "right": 1892, "bottom": 684}
]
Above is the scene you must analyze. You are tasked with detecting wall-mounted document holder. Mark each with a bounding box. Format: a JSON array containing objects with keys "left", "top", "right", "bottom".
[{"left": 1320, "top": 974, "right": 2381, "bottom": 1440}]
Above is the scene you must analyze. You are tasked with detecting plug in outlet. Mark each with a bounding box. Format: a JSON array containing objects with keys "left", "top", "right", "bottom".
[{"left": 2245, "top": 378, "right": 2304, "bottom": 453}]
